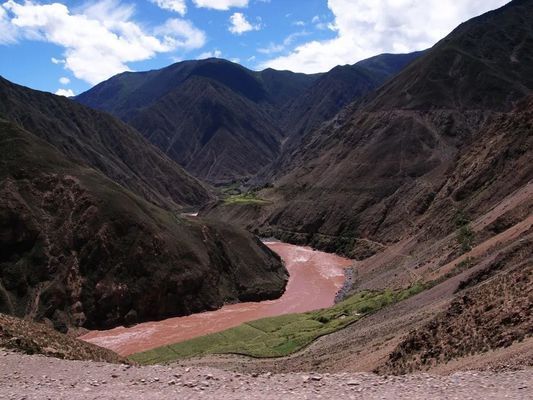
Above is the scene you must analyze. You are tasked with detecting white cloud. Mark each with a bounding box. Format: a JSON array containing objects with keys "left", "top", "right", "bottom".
[
  {"left": 198, "top": 49, "right": 222, "bottom": 59},
  {"left": 293, "top": 20, "right": 305, "bottom": 27},
  {"left": 262, "top": 0, "right": 509, "bottom": 73},
  {"left": 192, "top": 0, "right": 248, "bottom": 10},
  {"left": 59, "top": 76, "right": 70, "bottom": 85},
  {"left": 2, "top": 0, "right": 206, "bottom": 85},
  {"left": 310, "top": 15, "right": 332, "bottom": 31},
  {"left": 0, "top": 6, "right": 17, "bottom": 43},
  {"left": 228, "top": 12, "right": 259, "bottom": 35},
  {"left": 155, "top": 18, "right": 206, "bottom": 49},
  {"left": 55, "top": 88, "right": 75, "bottom": 96},
  {"left": 151, "top": 0, "right": 187, "bottom": 15}
]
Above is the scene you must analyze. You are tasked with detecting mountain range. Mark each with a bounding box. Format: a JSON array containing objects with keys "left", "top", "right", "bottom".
[
  {"left": 0, "top": 78, "right": 287, "bottom": 331},
  {"left": 205, "top": 0, "right": 532, "bottom": 259},
  {"left": 77, "top": 52, "right": 422, "bottom": 184},
  {"left": 0, "top": 0, "right": 531, "bottom": 376}
]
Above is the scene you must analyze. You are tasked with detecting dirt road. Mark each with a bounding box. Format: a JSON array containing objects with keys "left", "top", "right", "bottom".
[{"left": 0, "top": 350, "right": 530, "bottom": 399}]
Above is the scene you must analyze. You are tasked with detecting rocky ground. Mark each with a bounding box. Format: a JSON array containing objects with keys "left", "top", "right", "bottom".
[
  {"left": 0, "top": 350, "right": 531, "bottom": 400},
  {"left": 0, "top": 314, "right": 125, "bottom": 364}
]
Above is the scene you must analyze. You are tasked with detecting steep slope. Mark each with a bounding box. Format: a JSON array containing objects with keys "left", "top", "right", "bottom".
[
  {"left": 76, "top": 59, "right": 317, "bottom": 119},
  {"left": 0, "top": 313, "right": 125, "bottom": 363},
  {"left": 77, "top": 59, "right": 317, "bottom": 184},
  {"left": 260, "top": 52, "right": 424, "bottom": 181},
  {"left": 0, "top": 119, "right": 288, "bottom": 331},
  {"left": 206, "top": 0, "right": 533, "bottom": 259},
  {"left": 379, "top": 245, "right": 532, "bottom": 374},
  {"left": 0, "top": 77, "right": 212, "bottom": 209},
  {"left": 192, "top": 94, "right": 533, "bottom": 371},
  {"left": 128, "top": 76, "right": 283, "bottom": 184}
]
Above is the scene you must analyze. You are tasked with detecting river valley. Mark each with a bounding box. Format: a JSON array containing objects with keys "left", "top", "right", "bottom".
[{"left": 80, "top": 242, "right": 354, "bottom": 356}]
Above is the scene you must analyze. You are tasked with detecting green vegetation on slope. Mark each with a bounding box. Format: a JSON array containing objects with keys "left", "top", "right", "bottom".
[
  {"left": 223, "top": 192, "right": 271, "bottom": 205},
  {"left": 455, "top": 210, "right": 475, "bottom": 253},
  {"left": 130, "top": 284, "right": 425, "bottom": 365}
]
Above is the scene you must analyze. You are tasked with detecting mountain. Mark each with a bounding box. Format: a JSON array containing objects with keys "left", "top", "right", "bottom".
[
  {"left": 0, "top": 83, "right": 288, "bottom": 332},
  {"left": 0, "top": 119, "right": 288, "bottom": 331},
  {"left": 283, "top": 52, "right": 424, "bottom": 139},
  {"left": 76, "top": 59, "right": 316, "bottom": 185},
  {"left": 204, "top": 0, "right": 533, "bottom": 260},
  {"left": 260, "top": 51, "right": 424, "bottom": 182},
  {"left": 198, "top": 1, "right": 533, "bottom": 373},
  {"left": 77, "top": 55, "right": 421, "bottom": 184},
  {"left": 0, "top": 77, "right": 212, "bottom": 210}
]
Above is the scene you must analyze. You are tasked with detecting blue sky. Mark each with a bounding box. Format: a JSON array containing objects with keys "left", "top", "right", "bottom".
[{"left": 0, "top": 0, "right": 509, "bottom": 96}]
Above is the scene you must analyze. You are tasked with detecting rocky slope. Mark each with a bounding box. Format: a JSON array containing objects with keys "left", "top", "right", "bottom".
[
  {"left": 77, "top": 55, "right": 420, "bottom": 184},
  {"left": 0, "top": 77, "right": 212, "bottom": 210},
  {"left": 0, "top": 313, "right": 125, "bottom": 363},
  {"left": 0, "top": 119, "right": 288, "bottom": 331},
  {"left": 204, "top": 0, "right": 533, "bottom": 260},
  {"left": 259, "top": 51, "right": 423, "bottom": 182},
  {"left": 379, "top": 248, "right": 532, "bottom": 374}
]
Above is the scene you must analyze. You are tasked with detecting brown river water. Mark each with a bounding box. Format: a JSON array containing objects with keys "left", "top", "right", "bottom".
[{"left": 80, "top": 242, "right": 353, "bottom": 356}]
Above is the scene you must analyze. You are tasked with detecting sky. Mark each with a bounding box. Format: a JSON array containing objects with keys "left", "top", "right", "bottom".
[{"left": 0, "top": 0, "right": 510, "bottom": 96}]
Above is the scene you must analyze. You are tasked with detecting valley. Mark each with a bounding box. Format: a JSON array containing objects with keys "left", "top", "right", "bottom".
[
  {"left": 0, "top": 0, "right": 532, "bottom": 398},
  {"left": 80, "top": 242, "right": 354, "bottom": 357}
]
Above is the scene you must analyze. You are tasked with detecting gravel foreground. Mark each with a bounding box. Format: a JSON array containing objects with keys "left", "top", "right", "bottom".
[{"left": 0, "top": 351, "right": 531, "bottom": 399}]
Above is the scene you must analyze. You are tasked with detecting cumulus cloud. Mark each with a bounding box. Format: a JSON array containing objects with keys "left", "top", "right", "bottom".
[
  {"left": 1, "top": 0, "right": 206, "bottom": 85},
  {"left": 0, "top": 6, "right": 17, "bottom": 43},
  {"left": 262, "top": 0, "right": 509, "bottom": 73},
  {"left": 192, "top": 0, "right": 248, "bottom": 10},
  {"left": 59, "top": 76, "right": 70, "bottom": 85},
  {"left": 228, "top": 12, "right": 259, "bottom": 35},
  {"left": 151, "top": 0, "right": 187, "bottom": 15},
  {"left": 55, "top": 88, "right": 75, "bottom": 97}
]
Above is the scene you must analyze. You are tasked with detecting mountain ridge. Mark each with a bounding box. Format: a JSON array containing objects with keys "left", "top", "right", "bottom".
[
  {"left": 77, "top": 54, "right": 423, "bottom": 184},
  {"left": 0, "top": 76, "right": 213, "bottom": 210},
  {"left": 203, "top": 0, "right": 533, "bottom": 259}
]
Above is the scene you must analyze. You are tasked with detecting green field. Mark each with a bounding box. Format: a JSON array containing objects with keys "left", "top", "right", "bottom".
[
  {"left": 223, "top": 192, "right": 271, "bottom": 205},
  {"left": 130, "top": 284, "right": 425, "bottom": 365}
]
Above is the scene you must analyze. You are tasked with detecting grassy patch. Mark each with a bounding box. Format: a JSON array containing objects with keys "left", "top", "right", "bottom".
[
  {"left": 223, "top": 192, "right": 270, "bottom": 205},
  {"left": 130, "top": 284, "right": 426, "bottom": 365},
  {"left": 455, "top": 210, "right": 475, "bottom": 252}
]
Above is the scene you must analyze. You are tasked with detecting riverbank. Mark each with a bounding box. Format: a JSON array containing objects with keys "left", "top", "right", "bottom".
[{"left": 80, "top": 243, "right": 353, "bottom": 356}]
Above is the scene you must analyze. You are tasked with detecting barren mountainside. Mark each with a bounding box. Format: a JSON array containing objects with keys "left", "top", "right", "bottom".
[
  {"left": 77, "top": 55, "right": 422, "bottom": 184},
  {"left": 76, "top": 59, "right": 312, "bottom": 184},
  {"left": 0, "top": 0, "right": 531, "bottom": 387},
  {"left": 205, "top": 0, "right": 533, "bottom": 260},
  {"left": 0, "top": 117, "right": 287, "bottom": 331},
  {"left": 0, "top": 77, "right": 212, "bottom": 210}
]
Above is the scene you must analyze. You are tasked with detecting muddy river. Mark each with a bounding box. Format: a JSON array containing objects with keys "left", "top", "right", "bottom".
[{"left": 80, "top": 242, "right": 353, "bottom": 356}]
